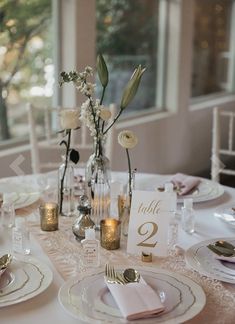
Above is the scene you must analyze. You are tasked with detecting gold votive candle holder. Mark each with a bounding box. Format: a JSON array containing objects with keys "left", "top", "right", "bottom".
[
  {"left": 100, "top": 218, "right": 121, "bottom": 250},
  {"left": 39, "top": 202, "right": 59, "bottom": 231}
]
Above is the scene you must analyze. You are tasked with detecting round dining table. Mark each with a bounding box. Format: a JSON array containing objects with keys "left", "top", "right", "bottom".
[{"left": 0, "top": 171, "right": 235, "bottom": 324}]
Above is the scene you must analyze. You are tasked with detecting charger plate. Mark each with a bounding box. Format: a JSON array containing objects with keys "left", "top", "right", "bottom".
[
  {"left": 0, "top": 256, "right": 53, "bottom": 307},
  {"left": 185, "top": 238, "right": 235, "bottom": 284},
  {"left": 58, "top": 266, "right": 205, "bottom": 324},
  {"left": 0, "top": 183, "right": 40, "bottom": 209}
]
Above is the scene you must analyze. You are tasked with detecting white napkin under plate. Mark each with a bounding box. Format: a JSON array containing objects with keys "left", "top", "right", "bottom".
[{"left": 105, "top": 277, "right": 164, "bottom": 320}]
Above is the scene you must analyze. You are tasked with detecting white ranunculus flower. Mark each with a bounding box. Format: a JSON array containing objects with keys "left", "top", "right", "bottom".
[
  {"left": 60, "top": 109, "right": 80, "bottom": 130},
  {"left": 99, "top": 107, "right": 112, "bottom": 121},
  {"left": 118, "top": 130, "right": 138, "bottom": 149}
]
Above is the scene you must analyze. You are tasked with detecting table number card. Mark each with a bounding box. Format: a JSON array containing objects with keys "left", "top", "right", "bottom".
[{"left": 127, "top": 190, "right": 176, "bottom": 257}]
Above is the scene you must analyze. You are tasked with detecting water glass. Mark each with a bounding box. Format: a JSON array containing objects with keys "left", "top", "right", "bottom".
[{"left": 1, "top": 203, "right": 15, "bottom": 228}]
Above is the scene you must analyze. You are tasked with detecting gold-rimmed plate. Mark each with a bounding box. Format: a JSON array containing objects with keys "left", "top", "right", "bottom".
[
  {"left": 0, "top": 256, "right": 53, "bottom": 307},
  {"left": 185, "top": 238, "right": 235, "bottom": 284},
  {"left": 58, "top": 266, "right": 206, "bottom": 324},
  {"left": 136, "top": 176, "right": 224, "bottom": 203}
]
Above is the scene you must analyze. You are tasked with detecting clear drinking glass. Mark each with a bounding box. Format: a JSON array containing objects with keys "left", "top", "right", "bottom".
[{"left": 1, "top": 203, "right": 15, "bottom": 228}]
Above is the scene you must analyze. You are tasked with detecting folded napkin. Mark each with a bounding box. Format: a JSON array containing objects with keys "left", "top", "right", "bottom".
[
  {"left": 215, "top": 255, "right": 235, "bottom": 263},
  {"left": 171, "top": 173, "right": 201, "bottom": 196},
  {"left": 0, "top": 268, "right": 6, "bottom": 278},
  {"left": 105, "top": 278, "right": 164, "bottom": 320}
]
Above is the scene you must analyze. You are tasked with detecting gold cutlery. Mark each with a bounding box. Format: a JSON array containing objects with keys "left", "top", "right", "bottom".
[
  {"left": 105, "top": 263, "right": 124, "bottom": 285},
  {"left": 0, "top": 254, "right": 13, "bottom": 271},
  {"left": 123, "top": 268, "right": 140, "bottom": 283},
  {"left": 105, "top": 264, "right": 141, "bottom": 285},
  {"left": 207, "top": 240, "right": 235, "bottom": 257}
]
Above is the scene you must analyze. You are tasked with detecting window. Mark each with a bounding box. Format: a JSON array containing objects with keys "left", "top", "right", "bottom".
[
  {"left": 191, "top": 0, "right": 235, "bottom": 98},
  {"left": 0, "top": 0, "right": 54, "bottom": 143},
  {"left": 96, "top": 0, "right": 164, "bottom": 113}
]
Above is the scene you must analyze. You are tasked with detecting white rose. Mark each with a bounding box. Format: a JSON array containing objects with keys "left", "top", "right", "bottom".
[
  {"left": 118, "top": 130, "right": 138, "bottom": 149},
  {"left": 99, "top": 107, "right": 112, "bottom": 121},
  {"left": 60, "top": 109, "right": 80, "bottom": 129}
]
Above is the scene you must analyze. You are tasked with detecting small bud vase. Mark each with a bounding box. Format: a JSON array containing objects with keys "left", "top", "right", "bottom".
[
  {"left": 85, "top": 137, "right": 111, "bottom": 229},
  {"left": 58, "top": 155, "right": 75, "bottom": 217},
  {"left": 119, "top": 169, "right": 136, "bottom": 236}
]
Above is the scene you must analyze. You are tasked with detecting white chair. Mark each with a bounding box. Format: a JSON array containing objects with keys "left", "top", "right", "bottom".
[
  {"left": 211, "top": 106, "right": 235, "bottom": 182},
  {"left": 27, "top": 103, "right": 116, "bottom": 174}
]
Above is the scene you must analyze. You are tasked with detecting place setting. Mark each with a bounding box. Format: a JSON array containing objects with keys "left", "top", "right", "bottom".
[
  {"left": 58, "top": 264, "right": 206, "bottom": 324},
  {"left": 54, "top": 184, "right": 209, "bottom": 323},
  {"left": 0, "top": 253, "right": 53, "bottom": 307},
  {"left": 185, "top": 237, "right": 235, "bottom": 284},
  {"left": 135, "top": 173, "right": 225, "bottom": 204}
]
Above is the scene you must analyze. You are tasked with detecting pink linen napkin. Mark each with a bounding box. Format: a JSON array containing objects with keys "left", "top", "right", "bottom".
[
  {"left": 105, "top": 278, "right": 164, "bottom": 320},
  {"left": 171, "top": 173, "right": 201, "bottom": 196},
  {"left": 215, "top": 255, "right": 235, "bottom": 263}
]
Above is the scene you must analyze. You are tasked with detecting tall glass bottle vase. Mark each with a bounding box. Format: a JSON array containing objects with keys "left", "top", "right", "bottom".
[
  {"left": 120, "top": 169, "right": 136, "bottom": 236},
  {"left": 85, "top": 137, "right": 111, "bottom": 229},
  {"left": 58, "top": 156, "right": 75, "bottom": 217}
]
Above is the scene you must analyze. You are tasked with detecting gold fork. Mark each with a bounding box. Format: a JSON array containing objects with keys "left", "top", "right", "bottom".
[{"left": 105, "top": 264, "right": 126, "bottom": 285}]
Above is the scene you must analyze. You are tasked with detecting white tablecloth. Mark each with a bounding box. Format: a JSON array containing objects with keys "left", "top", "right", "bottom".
[{"left": 0, "top": 171, "right": 235, "bottom": 324}]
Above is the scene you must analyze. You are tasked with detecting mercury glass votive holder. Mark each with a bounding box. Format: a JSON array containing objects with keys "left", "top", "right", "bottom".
[
  {"left": 39, "top": 202, "right": 59, "bottom": 231},
  {"left": 100, "top": 218, "right": 121, "bottom": 250}
]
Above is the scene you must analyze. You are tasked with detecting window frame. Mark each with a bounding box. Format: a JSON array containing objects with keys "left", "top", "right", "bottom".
[
  {"left": 190, "top": 0, "right": 235, "bottom": 109},
  {"left": 2, "top": 0, "right": 235, "bottom": 150}
]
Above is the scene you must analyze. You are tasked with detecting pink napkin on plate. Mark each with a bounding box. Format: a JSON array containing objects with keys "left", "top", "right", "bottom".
[
  {"left": 105, "top": 277, "right": 164, "bottom": 320},
  {"left": 171, "top": 173, "right": 201, "bottom": 196},
  {"left": 215, "top": 255, "right": 235, "bottom": 263}
]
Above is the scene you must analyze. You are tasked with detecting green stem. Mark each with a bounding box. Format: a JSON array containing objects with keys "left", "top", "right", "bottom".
[
  {"left": 100, "top": 86, "right": 106, "bottom": 105},
  {"left": 59, "top": 129, "right": 71, "bottom": 214},
  {"left": 126, "top": 148, "right": 132, "bottom": 205},
  {"left": 103, "top": 108, "right": 123, "bottom": 135}
]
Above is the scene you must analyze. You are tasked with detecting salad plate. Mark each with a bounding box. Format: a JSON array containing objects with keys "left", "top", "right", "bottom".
[
  {"left": 0, "top": 256, "right": 53, "bottom": 307},
  {"left": 58, "top": 266, "right": 205, "bottom": 324}
]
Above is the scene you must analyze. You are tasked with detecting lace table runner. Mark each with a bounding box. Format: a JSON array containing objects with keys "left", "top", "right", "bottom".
[{"left": 28, "top": 217, "right": 235, "bottom": 324}]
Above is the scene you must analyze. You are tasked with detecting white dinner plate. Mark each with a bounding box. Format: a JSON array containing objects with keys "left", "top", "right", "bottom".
[
  {"left": 58, "top": 266, "right": 206, "bottom": 324},
  {"left": 0, "top": 256, "right": 53, "bottom": 307},
  {"left": 185, "top": 237, "right": 235, "bottom": 284},
  {"left": 137, "top": 177, "right": 224, "bottom": 203},
  {"left": 214, "top": 205, "right": 235, "bottom": 229},
  {"left": 0, "top": 182, "right": 40, "bottom": 209}
]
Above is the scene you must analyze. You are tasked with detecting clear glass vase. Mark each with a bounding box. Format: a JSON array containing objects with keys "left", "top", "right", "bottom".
[
  {"left": 85, "top": 137, "right": 111, "bottom": 229},
  {"left": 119, "top": 169, "right": 136, "bottom": 236},
  {"left": 58, "top": 155, "right": 75, "bottom": 216}
]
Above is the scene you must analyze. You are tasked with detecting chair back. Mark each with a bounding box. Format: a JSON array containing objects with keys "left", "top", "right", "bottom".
[{"left": 211, "top": 106, "right": 235, "bottom": 182}]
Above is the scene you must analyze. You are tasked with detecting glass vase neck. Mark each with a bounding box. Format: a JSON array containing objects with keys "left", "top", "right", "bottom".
[{"left": 94, "top": 137, "right": 105, "bottom": 157}]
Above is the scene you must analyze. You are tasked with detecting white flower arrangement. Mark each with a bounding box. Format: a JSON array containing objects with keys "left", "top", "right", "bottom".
[{"left": 60, "top": 54, "right": 145, "bottom": 155}]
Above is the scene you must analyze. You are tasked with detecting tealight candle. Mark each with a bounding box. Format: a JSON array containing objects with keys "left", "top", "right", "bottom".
[
  {"left": 39, "top": 202, "right": 59, "bottom": 231},
  {"left": 100, "top": 218, "right": 121, "bottom": 250}
]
